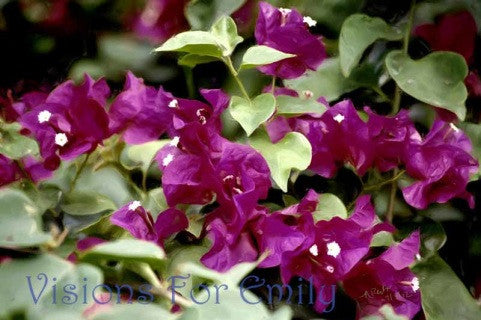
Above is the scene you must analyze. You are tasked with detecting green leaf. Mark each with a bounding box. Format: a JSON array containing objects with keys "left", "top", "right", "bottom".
[
  {"left": 155, "top": 16, "right": 242, "bottom": 58},
  {"left": 285, "top": 58, "right": 378, "bottom": 101},
  {"left": 413, "top": 255, "right": 481, "bottom": 320},
  {"left": 229, "top": 93, "right": 276, "bottom": 136},
  {"left": 80, "top": 239, "right": 166, "bottom": 265},
  {"left": 210, "top": 16, "right": 243, "bottom": 56},
  {"left": 155, "top": 31, "right": 224, "bottom": 57},
  {"left": 361, "top": 304, "right": 408, "bottom": 320},
  {"left": 74, "top": 165, "right": 134, "bottom": 208},
  {"left": 420, "top": 219, "right": 447, "bottom": 255},
  {"left": 339, "top": 14, "right": 403, "bottom": 76},
  {"left": 186, "top": 0, "right": 246, "bottom": 30},
  {"left": 385, "top": 51, "right": 468, "bottom": 120},
  {"left": 0, "top": 254, "right": 102, "bottom": 318},
  {"left": 93, "top": 304, "right": 176, "bottom": 320},
  {"left": 313, "top": 193, "right": 347, "bottom": 222},
  {"left": 0, "top": 123, "right": 39, "bottom": 159},
  {"left": 120, "top": 140, "right": 170, "bottom": 175},
  {"left": 143, "top": 188, "right": 168, "bottom": 217},
  {"left": 371, "top": 231, "right": 395, "bottom": 247},
  {"left": 0, "top": 189, "right": 52, "bottom": 248},
  {"left": 60, "top": 191, "right": 117, "bottom": 216},
  {"left": 458, "top": 122, "right": 481, "bottom": 179},
  {"left": 276, "top": 95, "right": 327, "bottom": 117},
  {"left": 240, "top": 45, "right": 295, "bottom": 69},
  {"left": 179, "top": 54, "right": 218, "bottom": 68},
  {"left": 249, "top": 130, "right": 312, "bottom": 192}
]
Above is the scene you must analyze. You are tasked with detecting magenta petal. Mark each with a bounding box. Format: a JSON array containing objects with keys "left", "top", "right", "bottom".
[
  {"left": 154, "top": 208, "right": 188, "bottom": 245},
  {"left": 110, "top": 202, "right": 157, "bottom": 241},
  {"left": 380, "top": 231, "right": 420, "bottom": 270}
]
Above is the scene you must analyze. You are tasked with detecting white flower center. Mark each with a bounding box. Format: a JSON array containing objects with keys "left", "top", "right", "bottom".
[
  {"left": 170, "top": 136, "right": 180, "bottom": 147},
  {"left": 303, "top": 16, "right": 317, "bottom": 27},
  {"left": 449, "top": 123, "right": 459, "bottom": 132},
  {"left": 333, "top": 114, "right": 345, "bottom": 123},
  {"left": 309, "top": 244, "right": 319, "bottom": 256},
  {"left": 325, "top": 265, "right": 335, "bottom": 273},
  {"left": 168, "top": 99, "right": 179, "bottom": 108},
  {"left": 162, "top": 153, "right": 174, "bottom": 166},
  {"left": 38, "top": 110, "right": 52, "bottom": 123},
  {"left": 326, "top": 241, "right": 341, "bottom": 258},
  {"left": 128, "top": 201, "right": 142, "bottom": 211},
  {"left": 54, "top": 133, "right": 68, "bottom": 147},
  {"left": 411, "top": 277, "right": 419, "bottom": 292},
  {"left": 279, "top": 8, "right": 292, "bottom": 16}
]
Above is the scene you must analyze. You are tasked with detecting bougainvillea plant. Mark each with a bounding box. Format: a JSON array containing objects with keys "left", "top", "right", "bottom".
[{"left": 1, "top": 0, "right": 481, "bottom": 319}]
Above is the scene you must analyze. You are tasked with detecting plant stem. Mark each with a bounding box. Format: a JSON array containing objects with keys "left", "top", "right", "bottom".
[
  {"left": 271, "top": 76, "right": 276, "bottom": 94},
  {"left": 392, "top": 0, "right": 416, "bottom": 114},
  {"left": 134, "top": 263, "right": 193, "bottom": 308},
  {"left": 183, "top": 67, "right": 195, "bottom": 98},
  {"left": 364, "top": 169, "right": 405, "bottom": 191},
  {"left": 223, "top": 56, "right": 250, "bottom": 100},
  {"left": 386, "top": 168, "right": 399, "bottom": 223},
  {"left": 69, "top": 153, "right": 90, "bottom": 192}
]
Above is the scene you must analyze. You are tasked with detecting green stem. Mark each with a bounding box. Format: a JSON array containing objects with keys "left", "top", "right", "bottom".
[
  {"left": 69, "top": 153, "right": 90, "bottom": 192},
  {"left": 392, "top": 0, "right": 416, "bottom": 114},
  {"left": 364, "top": 169, "right": 405, "bottom": 192},
  {"left": 271, "top": 76, "right": 276, "bottom": 95},
  {"left": 386, "top": 168, "right": 399, "bottom": 223},
  {"left": 224, "top": 56, "right": 250, "bottom": 100},
  {"left": 183, "top": 67, "right": 195, "bottom": 98},
  {"left": 133, "top": 263, "right": 193, "bottom": 308}
]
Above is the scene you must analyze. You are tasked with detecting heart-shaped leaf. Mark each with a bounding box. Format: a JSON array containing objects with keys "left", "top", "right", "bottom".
[
  {"left": 385, "top": 50, "right": 468, "bottom": 120},
  {"left": 0, "top": 189, "right": 52, "bottom": 248},
  {"left": 155, "top": 16, "right": 242, "bottom": 58},
  {"left": 229, "top": 93, "right": 276, "bottom": 136},
  {"left": 340, "top": 14, "right": 403, "bottom": 76},
  {"left": 240, "top": 45, "right": 295, "bottom": 69},
  {"left": 249, "top": 130, "right": 312, "bottom": 191},
  {"left": 210, "top": 15, "right": 243, "bottom": 56},
  {"left": 178, "top": 54, "right": 218, "bottom": 68},
  {"left": 120, "top": 140, "right": 170, "bottom": 175}
]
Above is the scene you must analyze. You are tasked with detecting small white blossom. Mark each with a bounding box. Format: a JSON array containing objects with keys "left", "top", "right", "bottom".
[
  {"left": 326, "top": 241, "right": 341, "bottom": 258},
  {"left": 325, "top": 265, "right": 335, "bottom": 273},
  {"left": 309, "top": 244, "right": 319, "bottom": 256},
  {"left": 279, "top": 8, "right": 291, "bottom": 16},
  {"left": 162, "top": 153, "right": 174, "bottom": 166},
  {"left": 128, "top": 201, "right": 142, "bottom": 211},
  {"left": 449, "top": 123, "right": 460, "bottom": 132},
  {"left": 303, "top": 16, "right": 317, "bottom": 27},
  {"left": 38, "top": 110, "right": 52, "bottom": 123},
  {"left": 333, "top": 114, "right": 345, "bottom": 123},
  {"left": 54, "top": 133, "right": 68, "bottom": 147},
  {"left": 170, "top": 136, "right": 180, "bottom": 147},
  {"left": 168, "top": 99, "right": 179, "bottom": 108},
  {"left": 411, "top": 277, "right": 419, "bottom": 292}
]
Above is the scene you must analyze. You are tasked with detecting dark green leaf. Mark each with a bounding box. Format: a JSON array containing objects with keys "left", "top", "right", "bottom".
[
  {"left": 0, "top": 189, "right": 52, "bottom": 248},
  {"left": 340, "top": 14, "right": 403, "bottom": 76},
  {"left": 385, "top": 51, "right": 468, "bottom": 120},
  {"left": 276, "top": 95, "right": 327, "bottom": 117},
  {"left": 186, "top": 0, "right": 246, "bottom": 30},
  {"left": 60, "top": 191, "right": 117, "bottom": 216},
  {"left": 413, "top": 255, "right": 481, "bottom": 320}
]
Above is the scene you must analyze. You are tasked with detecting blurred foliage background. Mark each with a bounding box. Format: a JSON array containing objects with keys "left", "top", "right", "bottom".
[{"left": 1, "top": 0, "right": 481, "bottom": 317}]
